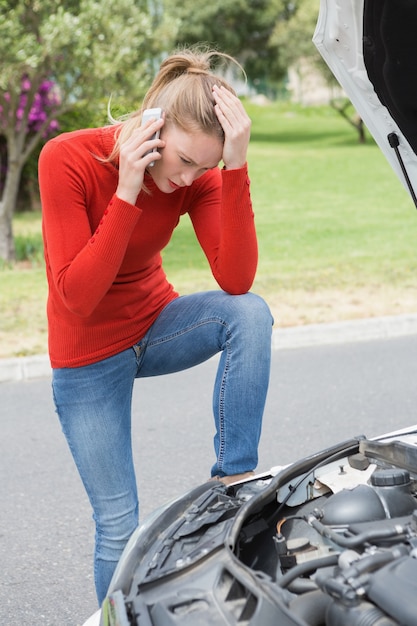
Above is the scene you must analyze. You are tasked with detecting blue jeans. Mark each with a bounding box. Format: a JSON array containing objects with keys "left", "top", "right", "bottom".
[{"left": 52, "top": 291, "right": 273, "bottom": 604}]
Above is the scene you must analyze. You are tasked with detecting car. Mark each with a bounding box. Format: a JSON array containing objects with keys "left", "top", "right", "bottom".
[
  {"left": 84, "top": 1, "right": 417, "bottom": 624},
  {"left": 85, "top": 425, "right": 417, "bottom": 626}
]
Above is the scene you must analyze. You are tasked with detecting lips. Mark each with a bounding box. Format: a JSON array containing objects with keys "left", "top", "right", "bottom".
[{"left": 168, "top": 179, "right": 181, "bottom": 190}]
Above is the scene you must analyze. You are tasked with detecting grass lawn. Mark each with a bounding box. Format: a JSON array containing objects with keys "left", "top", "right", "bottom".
[{"left": 3, "top": 102, "right": 417, "bottom": 358}]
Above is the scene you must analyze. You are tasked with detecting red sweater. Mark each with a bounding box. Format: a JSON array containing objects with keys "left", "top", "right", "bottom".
[{"left": 39, "top": 126, "right": 258, "bottom": 368}]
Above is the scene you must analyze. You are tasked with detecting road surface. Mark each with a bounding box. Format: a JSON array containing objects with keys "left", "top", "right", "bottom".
[{"left": 2, "top": 334, "right": 417, "bottom": 625}]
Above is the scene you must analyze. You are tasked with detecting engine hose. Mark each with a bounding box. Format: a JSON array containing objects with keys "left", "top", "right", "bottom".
[
  {"left": 289, "top": 590, "right": 332, "bottom": 626},
  {"left": 326, "top": 599, "right": 397, "bottom": 626},
  {"left": 287, "top": 578, "right": 319, "bottom": 594},
  {"left": 277, "top": 553, "right": 339, "bottom": 589},
  {"left": 307, "top": 515, "right": 406, "bottom": 548},
  {"left": 339, "top": 545, "right": 408, "bottom": 581}
]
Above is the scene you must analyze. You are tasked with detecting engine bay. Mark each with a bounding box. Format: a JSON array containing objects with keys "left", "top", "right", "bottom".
[
  {"left": 103, "top": 433, "right": 417, "bottom": 625},
  {"left": 260, "top": 436, "right": 417, "bottom": 626}
]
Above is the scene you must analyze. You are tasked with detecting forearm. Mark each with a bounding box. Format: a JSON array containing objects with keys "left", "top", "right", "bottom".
[
  {"left": 192, "top": 166, "right": 258, "bottom": 294},
  {"left": 215, "top": 167, "right": 258, "bottom": 292}
]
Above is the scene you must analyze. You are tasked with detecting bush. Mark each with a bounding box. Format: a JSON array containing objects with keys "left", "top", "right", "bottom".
[{"left": 14, "top": 232, "right": 44, "bottom": 263}]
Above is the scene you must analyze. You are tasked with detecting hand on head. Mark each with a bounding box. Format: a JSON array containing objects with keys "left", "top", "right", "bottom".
[{"left": 212, "top": 84, "right": 251, "bottom": 170}]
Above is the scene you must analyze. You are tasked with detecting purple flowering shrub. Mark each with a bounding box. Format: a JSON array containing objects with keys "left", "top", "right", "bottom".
[
  {"left": 0, "top": 76, "right": 60, "bottom": 135},
  {"left": 20, "top": 76, "right": 60, "bottom": 135},
  {"left": 0, "top": 77, "right": 60, "bottom": 196}
]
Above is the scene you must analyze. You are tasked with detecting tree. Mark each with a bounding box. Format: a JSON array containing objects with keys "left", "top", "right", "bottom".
[
  {"left": 270, "top": 0, "right": 320, "bottom": 69},
  {"left": 165, "top": 0, "right": 289, "bottom": 88},
  {"left": 272, "top": 0, "right": 367, "bottom": 142},
  {"left": 0, "top": 0, "right": 177, "bottom": 261},
  {"left": 330, "top": 98, "right": 366, "bottom": 144},
  {"left": 0, "top": 77, "right": 60, "bottom": 208},
  {"left": 271, "top": 0, "right": 327, "bottom": 103}
]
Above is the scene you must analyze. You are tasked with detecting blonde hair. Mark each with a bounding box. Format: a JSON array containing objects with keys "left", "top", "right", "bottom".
[{"left": 107, "top": 47, "right": 243, "bottom": 164}]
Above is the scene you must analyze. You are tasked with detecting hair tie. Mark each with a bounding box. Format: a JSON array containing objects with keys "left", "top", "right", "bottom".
[{"left": 186, "top": 67, "right": 209, "bottom": 75}]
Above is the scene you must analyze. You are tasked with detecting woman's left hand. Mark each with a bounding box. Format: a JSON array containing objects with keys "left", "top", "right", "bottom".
[{"left": 212, "top": 84, "right": 251, "bottom": 170}]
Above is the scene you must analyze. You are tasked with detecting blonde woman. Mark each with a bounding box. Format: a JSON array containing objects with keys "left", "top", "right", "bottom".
[{"left": 39, "top": 47, "right": 273, "bottom": 604}]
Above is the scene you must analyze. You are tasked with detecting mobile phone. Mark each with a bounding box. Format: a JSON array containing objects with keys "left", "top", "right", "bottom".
[{"left": 141, "top": 107, "right": 163, "bottom": 167}]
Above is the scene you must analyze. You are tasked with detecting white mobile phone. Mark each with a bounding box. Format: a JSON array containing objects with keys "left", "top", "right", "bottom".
[{"left": 141, "top": 107, "right": 163, "bottom": 167}]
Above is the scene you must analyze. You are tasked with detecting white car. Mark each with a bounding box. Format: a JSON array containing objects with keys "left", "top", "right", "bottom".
[
  {"left": 85, "top": 424, "right": 417, "bottom": 626},
  {"left": 84, "top": 1, "right": 417, "bottom": 624}
]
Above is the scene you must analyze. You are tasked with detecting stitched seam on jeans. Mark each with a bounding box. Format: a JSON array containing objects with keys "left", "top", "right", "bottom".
[
  {"left": 147, "top": 318, "right": 227, "bottom": 348},
  {"left": 217, "top": 332, "right": 231, "bottom": 471}
]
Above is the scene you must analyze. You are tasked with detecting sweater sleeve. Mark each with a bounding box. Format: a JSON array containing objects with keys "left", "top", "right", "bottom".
[
  {"left": 188, "top": 165, "right": 258, "bottom": 294},
  {"left": 39, "top": 138, "right": 142, "bottom": 317}
]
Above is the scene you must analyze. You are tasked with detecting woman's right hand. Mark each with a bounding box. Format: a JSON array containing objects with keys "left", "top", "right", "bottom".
[{"left": 116, "top": 117, "right": 165, "bottom": 205}]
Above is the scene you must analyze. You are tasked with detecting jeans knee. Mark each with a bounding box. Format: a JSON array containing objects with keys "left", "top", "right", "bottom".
[
  {"left": 248, "top": 292, "right": 273, "bottom": 322},
  {"left": 232, "top": 292, "right": 274, "bottom": 335}
]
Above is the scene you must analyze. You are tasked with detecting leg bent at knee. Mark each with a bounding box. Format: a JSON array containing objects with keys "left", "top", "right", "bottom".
[{"left": 223, "top": 292, "right": 274, "bottom": 337}]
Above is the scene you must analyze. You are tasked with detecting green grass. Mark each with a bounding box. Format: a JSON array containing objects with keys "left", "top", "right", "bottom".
[
  {"left": 3, "top": 102, "right": 417, "bottom": 358},
  {"left": 0, "top": 266, "right": 48, "bottom": 357},
  {"left": 251, "top": 142, "right": 417, "bottom": 287}
]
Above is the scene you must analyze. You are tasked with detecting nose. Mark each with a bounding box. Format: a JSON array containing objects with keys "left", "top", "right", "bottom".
[{"left": 180, "top": 171, "right": 196, "bottom": 187}]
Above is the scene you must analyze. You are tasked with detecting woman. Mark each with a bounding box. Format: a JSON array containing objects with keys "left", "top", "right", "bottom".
[{"left": 39, "top": 47, "right": 273, "bottom": 604}]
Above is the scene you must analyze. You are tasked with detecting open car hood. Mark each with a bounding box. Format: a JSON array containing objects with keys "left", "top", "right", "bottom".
[{"left": 313, "top": 0, "right": 417, "bottom": 208}]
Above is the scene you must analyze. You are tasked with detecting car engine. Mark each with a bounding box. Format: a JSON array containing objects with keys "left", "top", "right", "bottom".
[
  {"left": 102, "top": 433, "right": 417, "bottom": 626},
  {"left": 268, "top": 439, "right": 417, "bottom": 626}
]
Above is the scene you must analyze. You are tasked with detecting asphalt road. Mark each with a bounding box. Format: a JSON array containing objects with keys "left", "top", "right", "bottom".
[{"left": 2, "top": 334, "right": 417, "bottom": 626}]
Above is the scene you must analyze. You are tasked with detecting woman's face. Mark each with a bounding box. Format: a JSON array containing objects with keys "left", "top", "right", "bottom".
[{"left": 148, "top": 124, "right": 223, "bottom": 193}]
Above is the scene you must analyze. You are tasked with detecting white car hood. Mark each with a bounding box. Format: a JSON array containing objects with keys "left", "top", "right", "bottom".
[{"left": 313, "top": 0, "right": 417, "bottom": 207}]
